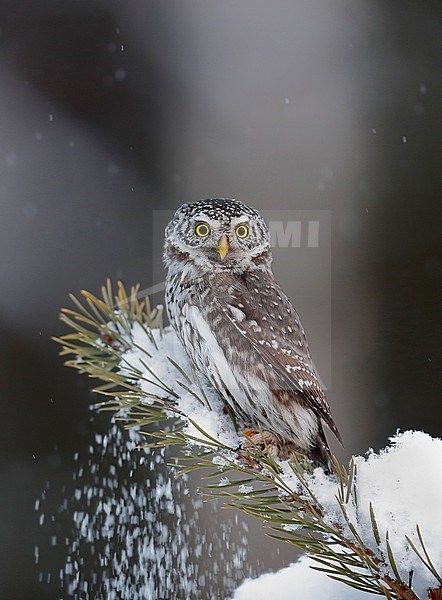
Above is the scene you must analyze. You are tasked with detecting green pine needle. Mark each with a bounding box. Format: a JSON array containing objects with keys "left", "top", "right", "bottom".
[{"left": 54, "top": 280, "right": 440, "bottom": 600}]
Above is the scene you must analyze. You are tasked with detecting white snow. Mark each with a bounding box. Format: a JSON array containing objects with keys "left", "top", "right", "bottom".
[
  {"left": 353, "top": 431, "right": 442, "bottom": 595},
  {"left": 280, "top": 431, "right": 442, "bottom": 598},
  {"left": 231, "top": 555, "right": 379, "bottom": 599},
  {"left": 119, "top": 321, "right": 442, "bottom": 599},
  {"left": 120, "top": 323, "right": 240, "bottom": 450},
  {"left": 238, "top": 484, "right": 254, "bottom": 495}
]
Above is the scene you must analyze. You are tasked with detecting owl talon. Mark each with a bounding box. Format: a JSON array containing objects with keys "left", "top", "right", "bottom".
[
  {"left": 251, "top": 432, "right": 280, "bottom": 458},
  {"left": 242, "top": 430, "right": 281, "bottom": 458},
  {"left": 242, "top": 429, "right": 296, "bottom": 460},
  {"left": 242, "top": 427, "right": 258, "bottom": 439}
]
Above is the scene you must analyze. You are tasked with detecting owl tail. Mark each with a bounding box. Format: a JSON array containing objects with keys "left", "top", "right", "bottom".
[{"left": 309, "top": 423, "right": 333, "bottom": 474}]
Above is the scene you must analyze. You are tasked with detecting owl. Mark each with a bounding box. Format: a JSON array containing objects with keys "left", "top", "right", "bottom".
[{"left": 164, "top": 199, "right": 341, "bottom": 469}]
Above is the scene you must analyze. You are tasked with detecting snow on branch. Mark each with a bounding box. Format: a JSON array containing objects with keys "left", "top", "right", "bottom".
[{"left": 55, "top": 281, "right": 442, "bottom": 600}]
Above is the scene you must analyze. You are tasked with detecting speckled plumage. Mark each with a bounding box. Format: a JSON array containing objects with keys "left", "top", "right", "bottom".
[{"left": 164, "top": 199, "right": 341, "bottom": 468}]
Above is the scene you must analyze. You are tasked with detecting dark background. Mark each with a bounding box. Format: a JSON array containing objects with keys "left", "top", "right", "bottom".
[{"left": 0, "top": 1, "right": 440, "bottom": 598}]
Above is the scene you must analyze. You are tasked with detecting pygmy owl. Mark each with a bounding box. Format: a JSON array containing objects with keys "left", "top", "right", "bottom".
[{"left": 164, "top": 199, "right": 341, "bottom": 469}]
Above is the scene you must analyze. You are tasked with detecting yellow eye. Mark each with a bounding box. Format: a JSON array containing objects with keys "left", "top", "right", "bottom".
[
  {"left": 195, "top": 222, "right": 210, "bottom": 237},
  {"left": 235, "top": 224, "right": 249, "bottom": 239}
]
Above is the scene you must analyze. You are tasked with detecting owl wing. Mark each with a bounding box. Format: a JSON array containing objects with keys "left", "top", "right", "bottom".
[{"left": 208, "top": 271, "right": 342, "bottom": 444}]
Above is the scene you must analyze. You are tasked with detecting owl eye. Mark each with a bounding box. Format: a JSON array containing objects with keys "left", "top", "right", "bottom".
[
  {"left": 195, "top": 223, "right": 211, "bottom": 237},
  {"left": 235, "top": 224, "right": 249, "bottom": 239}
]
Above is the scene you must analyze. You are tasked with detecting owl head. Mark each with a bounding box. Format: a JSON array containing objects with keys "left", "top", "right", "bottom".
[{"left": 164, "top": 199, "right": 272, "bottom": 273}]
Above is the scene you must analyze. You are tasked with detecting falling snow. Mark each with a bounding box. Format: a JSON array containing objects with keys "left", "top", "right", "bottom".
[{"left": 35, "top": 423, "right": 255, "bottom": 599}]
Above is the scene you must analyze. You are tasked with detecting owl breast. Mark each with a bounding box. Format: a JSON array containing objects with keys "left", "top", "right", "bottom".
[{"left": 165, "top": 267, "right": 319, "bottom": 452}]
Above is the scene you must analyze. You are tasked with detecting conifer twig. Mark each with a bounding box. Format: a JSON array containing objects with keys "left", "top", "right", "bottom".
[{"left": 54, "top": 280, "right": 441, "bottom": 600}]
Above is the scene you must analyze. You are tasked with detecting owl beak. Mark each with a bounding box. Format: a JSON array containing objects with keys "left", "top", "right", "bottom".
[{"left": 217, "top": 235, "right": 230, "bottom": 260}]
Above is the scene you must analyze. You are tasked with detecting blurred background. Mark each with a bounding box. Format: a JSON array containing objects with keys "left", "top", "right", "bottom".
[{"left": 0, "top": 1, "right": 440, "bottom": 598}]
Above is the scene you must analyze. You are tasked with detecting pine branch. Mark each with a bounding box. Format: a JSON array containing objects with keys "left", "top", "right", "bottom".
[{"left": 54, "top": 280, "right": 441, "bottom": 600}]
